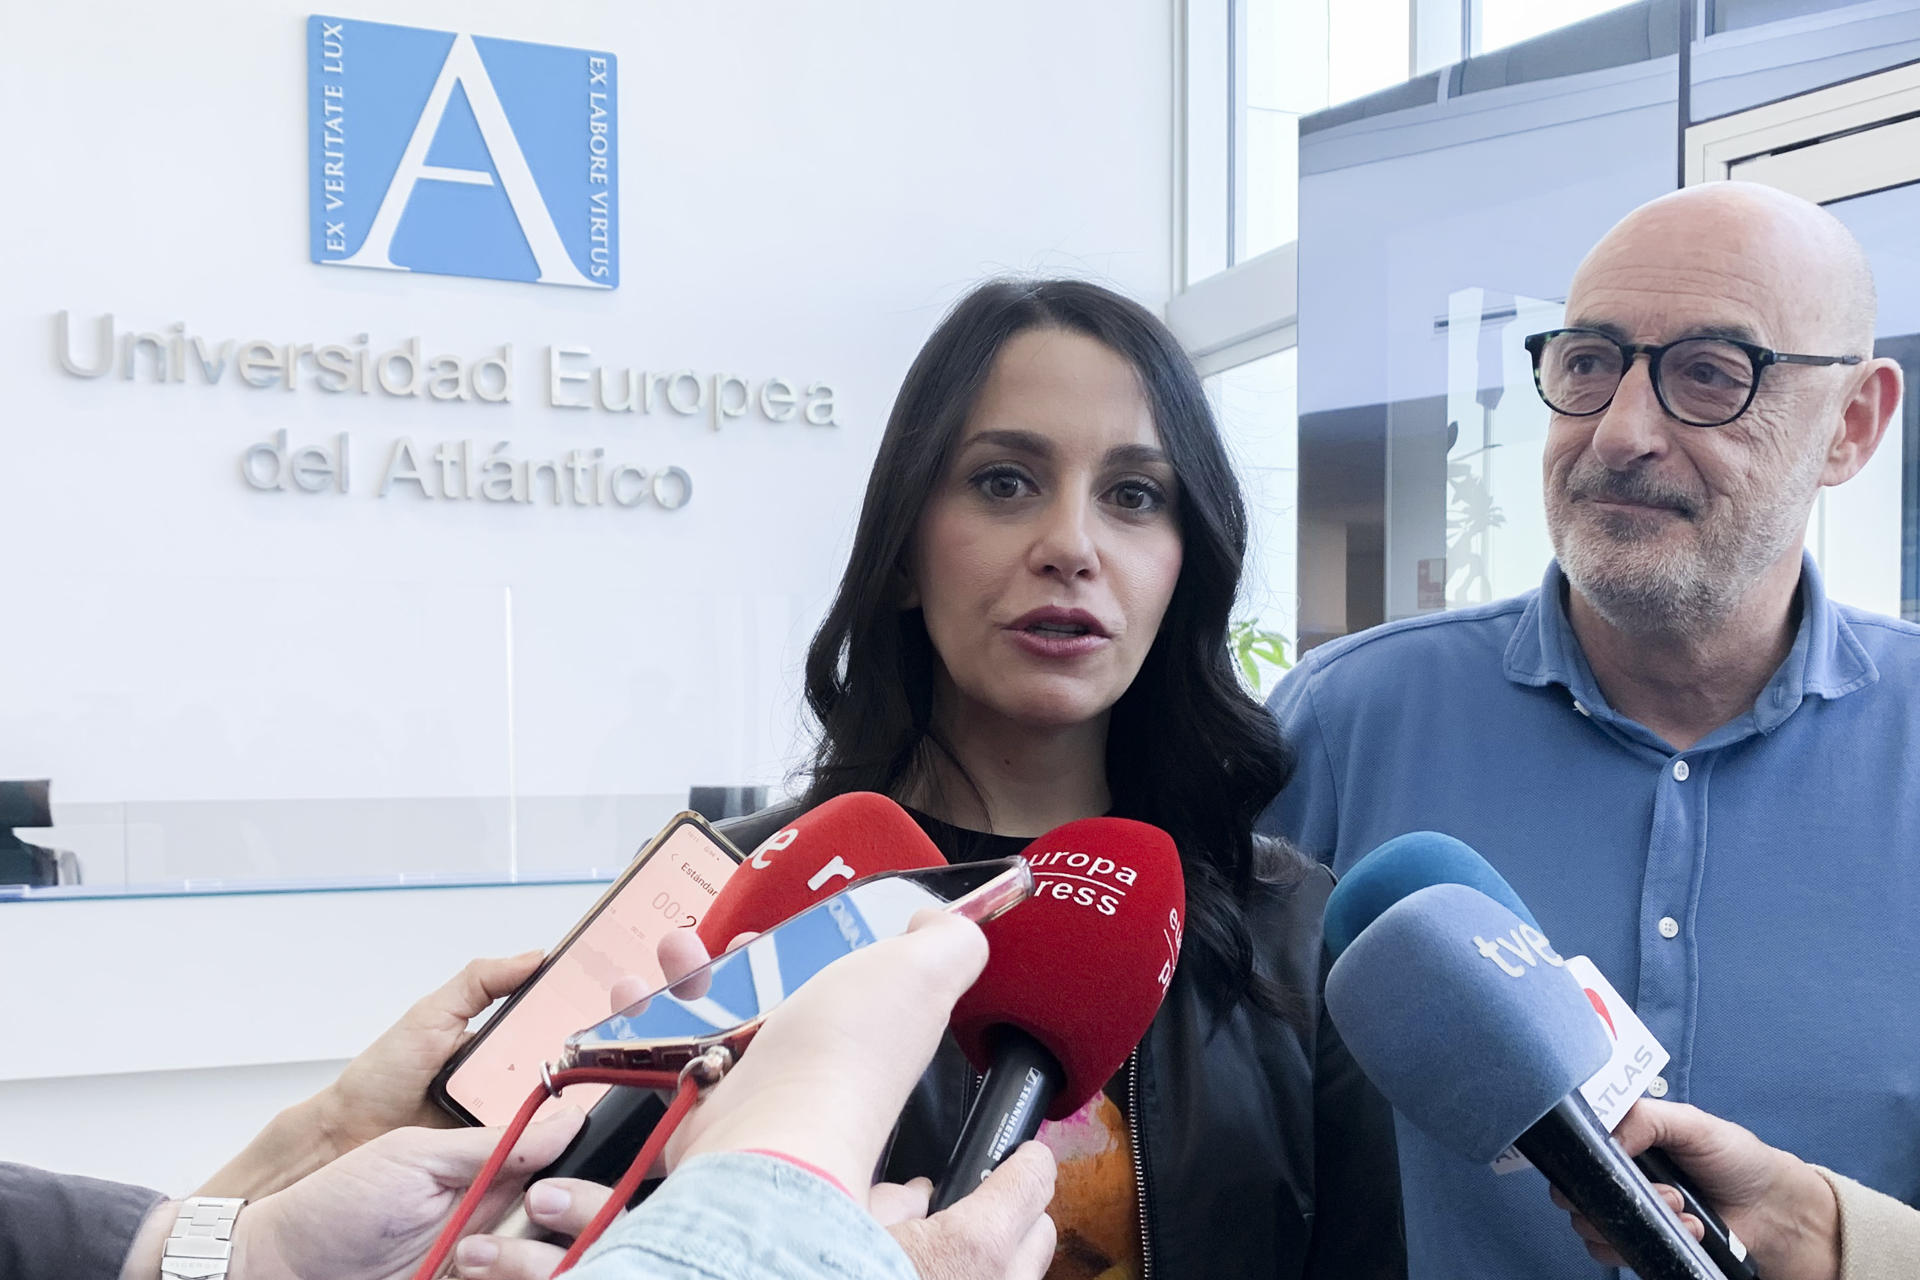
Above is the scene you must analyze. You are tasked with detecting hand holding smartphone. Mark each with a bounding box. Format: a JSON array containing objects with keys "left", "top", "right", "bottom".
[
  {"left": 411, "top": 862, "right": 1034, "bottom": 1276},
  {"left": 560, "top": 857, "right": 1033, "bottom": 1076},
  {"left": 429, "top": 813, "right": 744, "bottom": 1127}
]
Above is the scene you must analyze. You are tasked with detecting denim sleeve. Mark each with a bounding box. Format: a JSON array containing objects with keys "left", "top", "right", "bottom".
[
  {"left": 1257, "top": 665, "right": 1342, "bottom": 866},
  {"left": 568, "top": 1152, "right": 919, "bottom": 1280}
]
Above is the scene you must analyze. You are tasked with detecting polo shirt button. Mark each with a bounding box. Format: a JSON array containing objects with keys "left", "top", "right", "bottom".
[
  {"left": 1573, "top": 699, "right": 1591, "bottom": 717},
  {"left": 1672, "top": 759, "right": 1691, "bottom": 781},
  {"left": 1648, "top": 1076, "right": 1670, "bottom": 1099},
  {"left": 1658, "top": 916, "right": 1681, "bottom": 939}
]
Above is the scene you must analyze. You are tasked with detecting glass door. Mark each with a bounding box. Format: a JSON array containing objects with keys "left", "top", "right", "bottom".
[{"left": 1687, "top": 60, "right": 1920, "bottom": 620}]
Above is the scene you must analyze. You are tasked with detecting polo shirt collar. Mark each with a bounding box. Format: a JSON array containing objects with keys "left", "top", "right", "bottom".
[{"left": 1503, "top": 551, "right": 1878, "bottom": 735}]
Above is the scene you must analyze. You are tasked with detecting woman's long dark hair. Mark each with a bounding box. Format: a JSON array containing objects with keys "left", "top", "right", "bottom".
[{"left": 802, "top": 277, "right": 1302, "bottom": 1019}]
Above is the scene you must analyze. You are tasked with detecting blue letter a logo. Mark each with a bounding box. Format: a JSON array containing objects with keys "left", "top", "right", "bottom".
[{"left": 308, "top": 17, "right": 618, "bottom": 290}]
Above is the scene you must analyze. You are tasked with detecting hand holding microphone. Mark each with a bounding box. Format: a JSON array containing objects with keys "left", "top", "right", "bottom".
[
  {"left": 1324, "top": 881, "right": 1725, "bottom": 1280},
  {"left": 466, "top": 794, "right": 1059, "bottom": 1280},
  {"left": 936, "top": 817, "right": 1184, "bottom": 1211},
  {"left": 601, "top": 805, "right": 1181, "bottom": 1276},
  {"left": 1327, "top": 832, "right": 1757, "bottom": 1280},
  {"left": 1559, "top": 1099, "right": 1843, "bottom": 1280},
  {"left": 684, "top": 800, "right": 1183, "bottom": 1221}
]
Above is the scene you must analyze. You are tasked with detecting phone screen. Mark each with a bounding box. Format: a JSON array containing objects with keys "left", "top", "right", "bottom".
[{"left": 441, "top": 818, "right": 742, "bottom": 1125}]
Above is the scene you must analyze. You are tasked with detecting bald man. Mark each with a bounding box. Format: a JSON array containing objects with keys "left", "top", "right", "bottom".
[{"left": 1259, "top": 181, "right": 1920, "bottom": 1279}]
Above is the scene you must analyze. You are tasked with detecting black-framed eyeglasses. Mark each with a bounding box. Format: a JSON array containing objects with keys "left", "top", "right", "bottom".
[{"left": 1523, "top": 328, "right": 1862, "bottom": 428}]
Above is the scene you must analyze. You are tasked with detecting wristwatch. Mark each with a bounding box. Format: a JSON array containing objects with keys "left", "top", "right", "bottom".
[{"left": 160, "top": 1196, "right": 246, "bottom": 1280}]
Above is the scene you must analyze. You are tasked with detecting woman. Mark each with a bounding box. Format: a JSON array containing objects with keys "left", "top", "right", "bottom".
[{"left": 721, "top": 278, "right": 1404, "bottom": 1279}]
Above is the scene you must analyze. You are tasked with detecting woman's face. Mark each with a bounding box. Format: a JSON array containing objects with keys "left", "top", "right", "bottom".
[{"left": 908, "top": 327, "right": 1184, "bottom": 733}]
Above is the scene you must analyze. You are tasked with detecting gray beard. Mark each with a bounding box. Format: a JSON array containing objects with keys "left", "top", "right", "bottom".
[
  {"left": 1550, "top": 497, "right": 1810, "bottom": 641},
  {"left": 1555, "top": 528, "right": 1739, "bottom": 639}
]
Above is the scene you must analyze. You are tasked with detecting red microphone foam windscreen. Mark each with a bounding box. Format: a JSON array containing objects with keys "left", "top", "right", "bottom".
[
  {"left": 948, "top": 818, "right": 1185, "bottom": 1120},
  {"left": 696, "top": 792, "right": 947, "bottom": 952}
]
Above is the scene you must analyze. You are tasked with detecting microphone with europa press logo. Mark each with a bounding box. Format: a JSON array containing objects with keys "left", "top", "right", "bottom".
[
  {"left": 1325, "top": 882, "right": 1725, "bottom": 1280},
  {"left": 933, "top": 818, "right": 1185, "bottom": 1212}
]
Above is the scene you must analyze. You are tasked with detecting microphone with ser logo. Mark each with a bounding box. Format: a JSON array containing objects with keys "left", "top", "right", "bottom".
[{"left": 697, "top": 791, "right": 949, "bottom": 952}]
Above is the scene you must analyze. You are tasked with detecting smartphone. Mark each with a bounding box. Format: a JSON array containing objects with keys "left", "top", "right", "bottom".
[
  {"left": 430, "top": 813, "right": 745, "bottom": 1126},
  {"left": 558, "top": 857, "right": 1033, "bottom": 1076}
]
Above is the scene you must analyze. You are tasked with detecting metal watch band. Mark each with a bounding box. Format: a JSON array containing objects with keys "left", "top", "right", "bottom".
[{"left": 160, "top": 1196, "right": 246, "bottom": 1280}]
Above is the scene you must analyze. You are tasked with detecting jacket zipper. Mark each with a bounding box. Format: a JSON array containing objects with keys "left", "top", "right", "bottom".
[
  {"left": 1128, "top": 1049, "right": 1155, "bottom": 1279},
  {"left": 964, "top": 1055, "right": 1154, "bottom": 1275}
]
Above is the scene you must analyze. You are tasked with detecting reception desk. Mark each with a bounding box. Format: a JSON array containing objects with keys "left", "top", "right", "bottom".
[{"left": 0, "top": 877, "right": 603, "bottom": 1192}]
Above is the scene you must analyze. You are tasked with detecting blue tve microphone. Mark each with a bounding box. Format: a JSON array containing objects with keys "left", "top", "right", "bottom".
[
  {"left": 1327, "top": 884, "right": 1725, "bottom": 1280},
  {"left": 1326, "top": 832, "right": 1757, "bottom": 1280}
]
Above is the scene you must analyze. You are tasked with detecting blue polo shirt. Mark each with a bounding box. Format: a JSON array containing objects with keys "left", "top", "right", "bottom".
[{"left": 1259, "top": 554, "right": 1920, "bottom": 1279}]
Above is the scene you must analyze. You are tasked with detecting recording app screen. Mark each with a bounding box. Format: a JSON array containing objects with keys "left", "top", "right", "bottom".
[{"left": 447, "top": 823, "right": 740, "bottom": 1125}]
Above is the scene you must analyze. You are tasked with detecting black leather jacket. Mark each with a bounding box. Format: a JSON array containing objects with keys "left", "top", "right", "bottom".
[{"left": 718, "top": 807, "right": 1406, "bottom": 1280}]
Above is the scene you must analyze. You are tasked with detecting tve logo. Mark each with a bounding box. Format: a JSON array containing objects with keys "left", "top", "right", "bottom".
[
  {"left": 307, "top": 16, "right": 617, "bottom": 289},
  {"left": 1470, "top": 922, "right": 1565, "bottom": 977}
]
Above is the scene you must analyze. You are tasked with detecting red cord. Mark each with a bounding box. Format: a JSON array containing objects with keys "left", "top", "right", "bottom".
[
  {"left": 551, "top": 1075, "right": 703, "bottom": 1273},
  {"left": 408, "top": 1066, "right": 691, "bottom": 1280}
]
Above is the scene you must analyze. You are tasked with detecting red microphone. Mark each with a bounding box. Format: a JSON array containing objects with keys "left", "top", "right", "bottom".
[
  {"left": 697, "top": 792, "right": 947, "bottom": 951},
  {"left": 936, "top": 817, "right": 1185, "bottom": 1210}
]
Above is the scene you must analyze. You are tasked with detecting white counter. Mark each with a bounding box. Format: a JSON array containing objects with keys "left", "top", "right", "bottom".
[{"left": 0, "top": 880, "right": 599, "bottom": 1190}]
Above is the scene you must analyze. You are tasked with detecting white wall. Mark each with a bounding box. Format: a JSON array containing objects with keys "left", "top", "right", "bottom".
[
  {"left": 0, "top": 0, "right": 1173, "bottom": 882},
  {"left": 0, "top": 0, "right": 1174, "bottom": 1191}
]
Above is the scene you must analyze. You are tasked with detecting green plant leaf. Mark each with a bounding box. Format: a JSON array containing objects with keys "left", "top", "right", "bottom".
[{"left": 1225, "top": 622, "right": 1293, "bottom": 693}]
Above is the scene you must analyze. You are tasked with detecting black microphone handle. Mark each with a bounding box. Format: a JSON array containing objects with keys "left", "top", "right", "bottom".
[
  {"left": 931, "top": 1028, "right": 1063, "bottom": 1213},
  {"left": 1636, "top": 1147, "right": 1759, "bottom": 1280},
  {"left": 1514, "top": 1093, "right": 1726, "bottom": 1280}
]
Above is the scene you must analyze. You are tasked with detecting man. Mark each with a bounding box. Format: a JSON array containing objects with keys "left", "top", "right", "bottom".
[{"left": 1260, "top": 181, "right": 1919, "bottom": 1278}]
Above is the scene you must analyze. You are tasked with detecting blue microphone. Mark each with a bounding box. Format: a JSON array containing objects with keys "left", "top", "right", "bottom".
[
  {"left": 1328, "top": 884, "right": 1724, "bottom": 1280},
  {"left": 1323, "top": 830, "right": 1538, "bottom": 960},
  {"left": 1327, "top": 883, "right": 1605, "bottom": 1161},
  {"left": 1326, "top": 832, "right": 1757, "bottom": 1280}
]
